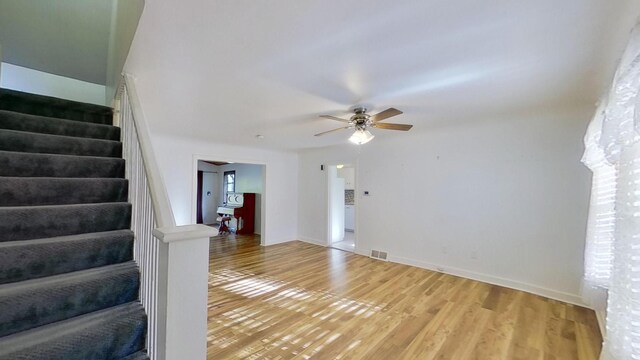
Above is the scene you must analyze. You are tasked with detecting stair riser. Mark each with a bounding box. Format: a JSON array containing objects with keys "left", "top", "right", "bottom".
[
  {"left": 0, "top": 264, "right": 140, "bottom": 337},
  {"left": 0, "top": 231, "right": 134, "bottom": 285},
  {"left": 0, "top": 303, "right": 146, "bottom": 360},
  {"left": 0, "top": 203, "right": 132, "bottom": 242},
  {"left": 0, "top": 110, "right": 120, "bottom": 141},
  {"left": 0, "top": 130, "right": 122, "bottom": 158},
  {"left": 0, "top": 178, "right": 128, "bottom": 206},
  {"left": 0, "top": 89, "right": 113, "bottom": 125},
  {"left": 0, "top": 151, "right": 125, "bottom": 178}
]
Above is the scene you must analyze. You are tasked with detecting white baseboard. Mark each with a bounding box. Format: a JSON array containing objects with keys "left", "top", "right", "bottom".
[
  {"left": 298, "top": 237, "right": 326, "bottom": 247},
  {"left": 299, "top": 243, "right": 587, "bottom": 308},
  {"left": 355, "top": 248, "right": 369, "bottom": 257},
  {"left": 262, "top": 237, "right": 299, "bottom": 246},
  {"left": 388, "top": 254, "right": 587, "bottom": 307}
]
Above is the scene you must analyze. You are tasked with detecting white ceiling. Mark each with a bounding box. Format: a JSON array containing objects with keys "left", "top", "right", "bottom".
[
  {"left": 0, "top": 0, "right": 112, "bottom": 84},
  {"left": 134, "top": 0, "right": 640, "bottom": 150}
]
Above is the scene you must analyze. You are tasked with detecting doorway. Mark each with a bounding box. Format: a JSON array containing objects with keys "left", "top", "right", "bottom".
[
  {"left": 194, "top": 159, "right": 265, "bottom": 245},
  {"left": 328, "top": 164, "right": 356, "bottom": 252}
]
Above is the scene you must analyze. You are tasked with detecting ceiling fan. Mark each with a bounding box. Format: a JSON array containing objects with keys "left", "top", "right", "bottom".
[{"left": 315, "top": 107, "right": 413, "bottom": 144}]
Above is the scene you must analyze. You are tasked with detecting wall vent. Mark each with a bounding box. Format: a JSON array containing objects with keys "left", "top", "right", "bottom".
[{"left": 370, "top": 249, "right": 388, "bottom": 261}]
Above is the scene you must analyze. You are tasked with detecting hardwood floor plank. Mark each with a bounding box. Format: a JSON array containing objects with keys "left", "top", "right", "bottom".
[{"left": 207, "top": 234, "right": 602, "bottom": 359}]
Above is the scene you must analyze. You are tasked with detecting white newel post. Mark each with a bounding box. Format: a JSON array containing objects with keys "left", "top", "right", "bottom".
[{"left": 153, "top": 225, "right": 215, "bottom": 360}]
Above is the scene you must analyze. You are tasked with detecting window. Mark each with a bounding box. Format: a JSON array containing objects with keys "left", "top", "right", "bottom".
[{"left": 223, "top": 171, "right": 235, "bottom": 203}]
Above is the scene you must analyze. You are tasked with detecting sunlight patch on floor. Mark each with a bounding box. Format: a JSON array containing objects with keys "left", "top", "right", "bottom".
[
  {"left": 220, "top": 276, "right": 285, "bottom": 298},
  {"left": 208, "top": 267, "right": 386, "bottom": 358}
]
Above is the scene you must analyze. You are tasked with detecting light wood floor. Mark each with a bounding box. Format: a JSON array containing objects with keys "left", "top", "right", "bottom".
[{"left": 207, "top": 235, "right": 602, "bottom": 359}]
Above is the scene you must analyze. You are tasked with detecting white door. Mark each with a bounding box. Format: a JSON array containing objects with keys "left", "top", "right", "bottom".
[
  {"left": 202, "top": 172, "right": 218, "bottom": 224},
  {"left": 329, "top": 168, "right": 345, "bottom": 244}
]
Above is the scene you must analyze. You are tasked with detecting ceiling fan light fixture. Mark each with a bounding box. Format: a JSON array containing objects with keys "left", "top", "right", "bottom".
[{"left": 349, "top": 129, "right": 374, "bottom": 145}]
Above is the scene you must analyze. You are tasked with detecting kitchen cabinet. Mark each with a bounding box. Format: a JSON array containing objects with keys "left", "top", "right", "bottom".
[{"left": 345, "top": 205, "right": 355, "bottom": 231}]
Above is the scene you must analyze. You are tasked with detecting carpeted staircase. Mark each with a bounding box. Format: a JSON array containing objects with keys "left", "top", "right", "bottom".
[{"left": 0, "top": 88, "right": 149, "bottom": 359}]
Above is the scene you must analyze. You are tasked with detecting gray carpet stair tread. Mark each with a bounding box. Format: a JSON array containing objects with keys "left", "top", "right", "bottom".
[
  {"left": 120, "top": 350, "right": 150, "bottom": 360},
  {"left": 0, "top": 229, "right": 134, "bottom": 285},
  {"left": 0, "top": 302, "right": 146, "bottom": 360},
  {"left": 0, "top": 110, "right": 120, "bottom": 140},
  {"left": 0, "top": 150, "right": 125, "bottom": 178},
  {"left": 0, "top": 202, "right": 132, "bottom": 242},
  {"left": 0, "top": 177, "right": 128, "bottom": 206},
  {"left": 0, "top": 262, "right": 139, "bottom": 337},
  {"left": 0, "top": 129, "right": 122, "bottom": 157},
  {"left": 0, "top": 88, "right": 112, "bottom": 125}
]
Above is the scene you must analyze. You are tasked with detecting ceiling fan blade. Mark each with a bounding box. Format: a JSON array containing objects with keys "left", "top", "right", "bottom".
[
  {"left": 372, "top": 123, "right": 413, "bottom": 131},
  {"left": 320, "top": 115, "right": 350, "bottom": 123},
  {"left": 370, "top": 108, "right": 403, "bottom": 123},
  {"left": 314, "top": 126, "right": 352, "bottom": 137}
]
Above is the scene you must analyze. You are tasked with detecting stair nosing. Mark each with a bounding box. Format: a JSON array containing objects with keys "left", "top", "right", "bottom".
[
  {"left": 0, "top": 109, "right": 119, "bottom": 130},
  {"left": 0, "top": 261, "right": 138, "bottom": 293},
  {"left": 0, "top": 176, "right": 127, "bottom": 181},
  {"left": 0, "top": 201, "right": 131, "bottom": 210},
  {"left": 0, "top": 229, "right": 134, "bottom": 248},
  {"left": 0, "top": 301, "right": 144, "bottom": 343},
  {"left": 0, "top": 128, "right": 122, "bottom": 145},
  {"left": 0, "top": 110, "right": 120, "bottom": 141},
  {"left": 0, "top": 149, "right": 125, "bottom": 161}
]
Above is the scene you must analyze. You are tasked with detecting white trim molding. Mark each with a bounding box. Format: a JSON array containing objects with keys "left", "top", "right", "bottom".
[
  {"left": 298, "top": 237, "right": 326, "bottom": 247},
  {"left": 388, "top": 254, "right": 587, "bottom": 307}
]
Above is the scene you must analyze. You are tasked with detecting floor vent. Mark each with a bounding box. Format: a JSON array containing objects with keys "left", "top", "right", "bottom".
[{"left": 370, "top": 250, "right": 388, "bottom": 261}]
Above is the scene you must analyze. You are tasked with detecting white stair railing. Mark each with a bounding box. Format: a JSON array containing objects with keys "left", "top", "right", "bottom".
[{"left": 116, "top": 74, "right": 217, "bottom": 360}]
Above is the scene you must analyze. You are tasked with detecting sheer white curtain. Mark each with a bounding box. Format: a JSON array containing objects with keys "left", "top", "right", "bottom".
[
  {"left": 582, "top": 107, "right": 616, "bottom": 310},
  {"left": 582, "top": 24, "right": 640, "bottom": 360}
]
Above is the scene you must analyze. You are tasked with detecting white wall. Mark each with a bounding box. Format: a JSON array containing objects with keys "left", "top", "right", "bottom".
[
  {"left": 298, "top": 108, "right": 592, "bottom": 305},
  {"left": 149, "top": 133, "right": 297, "bottom": 246},
  {"left": 105, "top": 0, "right": 144, "bottom": 104},
  {"left": 217, "top": 163, "right": 264, "bottom": 205},
  {"left": 0, "top": 63, "right": 106, "bottom": 105},
  {"left": 337, "top": 166, "right": 355, "bottom": 190}
]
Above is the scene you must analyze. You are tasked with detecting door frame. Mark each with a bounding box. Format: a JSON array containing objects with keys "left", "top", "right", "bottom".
[
  {"left": 191, "top": 155, "right": 267, "bottom": 246},
  {"left": 325, "top": 163, "right": 357, "bottom": 251}
]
